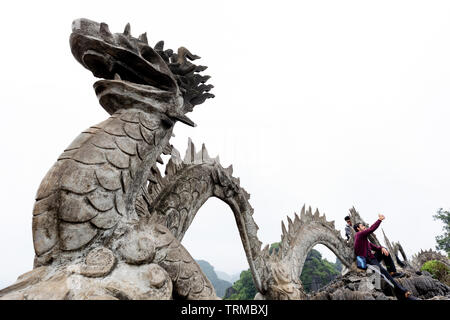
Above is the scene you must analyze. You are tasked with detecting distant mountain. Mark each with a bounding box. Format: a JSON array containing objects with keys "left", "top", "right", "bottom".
[
  {"left": 216, "top": 270, "right": 240, "bottom": 284},
  {"left": 196, "top": 260, "right": 232, "bottom": 298}
]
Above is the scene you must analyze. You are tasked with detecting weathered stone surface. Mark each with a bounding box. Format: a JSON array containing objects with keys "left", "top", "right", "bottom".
[
  {"left": 397, "top": 275, "right": 450, "bottom": 299},
  {"left": 309, "top": 271, "right": 388, "bottom": 300},
  {"left": 32, "top": 193, "right": 58, "bottom": 216},
  {"left": 95, "top": 165, "right": 122, "bottom": 191},
  {"left": 115, "top": 190, "right": 126, "bottom": 216},
  {"left": 90, "top": 208, "right": 120, "bottom": 229},
  {"left": 147, "top": 264, "right": 168, "bottom": 289},
  {"left": 358, "top": 277, "right": 376, "bottom": 292},
  {"left": 87, "top": 188, "right": 115, "bottom": 212},
  {"left": 65, "top": 133, "right": 93, "bottom": 151},
  {"left": 115, "top": 136, "right": 137, "bottom": 155},
  {"left": 118, "top": 232, "right": 156, "bottom": 265},
  {"left": 1, "top": 262, "right": 172, "bottom": 300},
  {"left": 35, "top": 162, "right": 62, "bottom": 200},
  {"left": 90, "top": 131, "right": 117, "bottom": 149},
  {"left": 0, "top": 267, "right": 49, "bottom": 298},
  {"left": 140, "top": 126, "right": 154, "bottom": 145},
  {"left": 106, "top": 148, "right": 130, "bottom": 169},
  {"left": 32, "top": 211, "right": 58, "bottom": 255},
  {"left": 60, "top": 191, "right": 99, "bottom": 222},
  {"left": 59, "top": 161, "right": 98, "bottom": 194},
  {"left": 307, "top": 268, "right": 450, "bottom": 301},
  {"left": 120, "top": 111, "right": 140, "bottom": 123},
  {"left": 71, "top": 143, "right": 107, "bottom": 165},
  {"left": 103, "top": 118, "right": 126, "bottom": 136},
  {"left": 24, "top": 274, "right": 70, "bottom": 300},
  {"left": 123, "top": 122, "right": 143, "bottom": 140},
  {"left": 60, "top": 221, "right": 98, "bottom": 251},
  {"left": 77, "top": 247, "right": 116, "bottom": 277}
]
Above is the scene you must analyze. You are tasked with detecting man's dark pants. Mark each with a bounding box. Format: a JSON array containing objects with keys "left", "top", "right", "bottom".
[{"left": 366, "top": 252, "right": 408, "bottom": 297}]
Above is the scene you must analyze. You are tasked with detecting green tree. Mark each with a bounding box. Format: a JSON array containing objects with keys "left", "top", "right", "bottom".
[
  {"left": 421, "top": 260, "right": 450, "bottom": 286},
  {"left": 300, "top": 249, "right": 340, "bottom": 292},
  {"left": 433, "top": 208, "right": 450, "bottom": 256},
  {"left": 269, "top": 242, "right": 280, "bottom": 254},
  {"left": 225, "top": 269, "right": 257, "bottom": 300}
]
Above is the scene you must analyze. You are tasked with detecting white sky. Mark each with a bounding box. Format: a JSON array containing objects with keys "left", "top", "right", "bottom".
[{"left": 1, "top": 1, "right": 450, "bottom": 286}]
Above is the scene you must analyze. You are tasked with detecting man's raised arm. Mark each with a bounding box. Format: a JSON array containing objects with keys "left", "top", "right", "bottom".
[{"left": 359, "top": 214, "right": 385, "bottom": 236}]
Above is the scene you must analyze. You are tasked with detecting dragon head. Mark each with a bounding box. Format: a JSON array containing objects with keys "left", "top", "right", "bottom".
[{"left": 70, "top": 18, "right": 214, "bottom": 126}]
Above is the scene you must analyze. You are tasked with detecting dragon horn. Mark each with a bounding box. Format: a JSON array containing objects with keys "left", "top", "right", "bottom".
[
  {"left": 139, "top": 32, "right": 148, "bottom": 44},
  {"left": 123, "top": 23, "right": 131, "bottom": 36},
  {"left": 99, "top": 23, "right": 113, "bottom": 38},
  {"left": 154, "top": 40, "right": 164, "bottom": 51}
]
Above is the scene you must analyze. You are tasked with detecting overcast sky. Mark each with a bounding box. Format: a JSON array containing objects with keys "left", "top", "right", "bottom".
[{"left": 1, "top": 1, "right": 450, "bottom": 287}]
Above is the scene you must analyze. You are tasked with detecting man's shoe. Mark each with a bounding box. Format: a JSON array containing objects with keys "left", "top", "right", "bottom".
[
  {"left": 405, "top": 291, "right": 420, "bottom": 300},
  {"left": 390, "top": 272, "right": 405, "bottom": 278}
]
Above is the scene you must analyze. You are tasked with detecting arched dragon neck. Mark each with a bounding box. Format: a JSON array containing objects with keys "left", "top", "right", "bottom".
[
  {"left": 278, "top": 206, "right": 354, "bottom": 280},
  {"left": 136, "top": 139, "right": 264, "bottom": 292}
]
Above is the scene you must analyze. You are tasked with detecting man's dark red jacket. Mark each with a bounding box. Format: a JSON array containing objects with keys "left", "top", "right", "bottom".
[{"left": 354, "top": 219, "right": 382, "bottom": 259}]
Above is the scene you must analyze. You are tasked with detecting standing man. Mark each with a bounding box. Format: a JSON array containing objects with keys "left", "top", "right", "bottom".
[
  {"left": 353, "top": 214, "right": 413, "bottom": 300},
  {"left": 344, "top": 216, "right": 353, "bottom": 241}
]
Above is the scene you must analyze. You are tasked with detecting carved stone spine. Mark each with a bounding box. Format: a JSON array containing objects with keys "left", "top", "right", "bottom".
[
  {"left": 146, "top": 140, "right": 264, "bottom": 292},
  {"left": 276, "top": 206, "right": 354, "bottom": 281},
  {"left": 150, "top": 164, "right": 215, "bottom": 239}
]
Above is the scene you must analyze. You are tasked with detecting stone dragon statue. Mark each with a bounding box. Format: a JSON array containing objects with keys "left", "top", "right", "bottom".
[
  {"left": 0, "top": 19, "right": 448, "bottom": 300},
  {"left": 2, "top": 18, "right": 220, "bottom": 300},
  {"left": 0, "top": 18, "right": 265, "bottom": 300}
]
